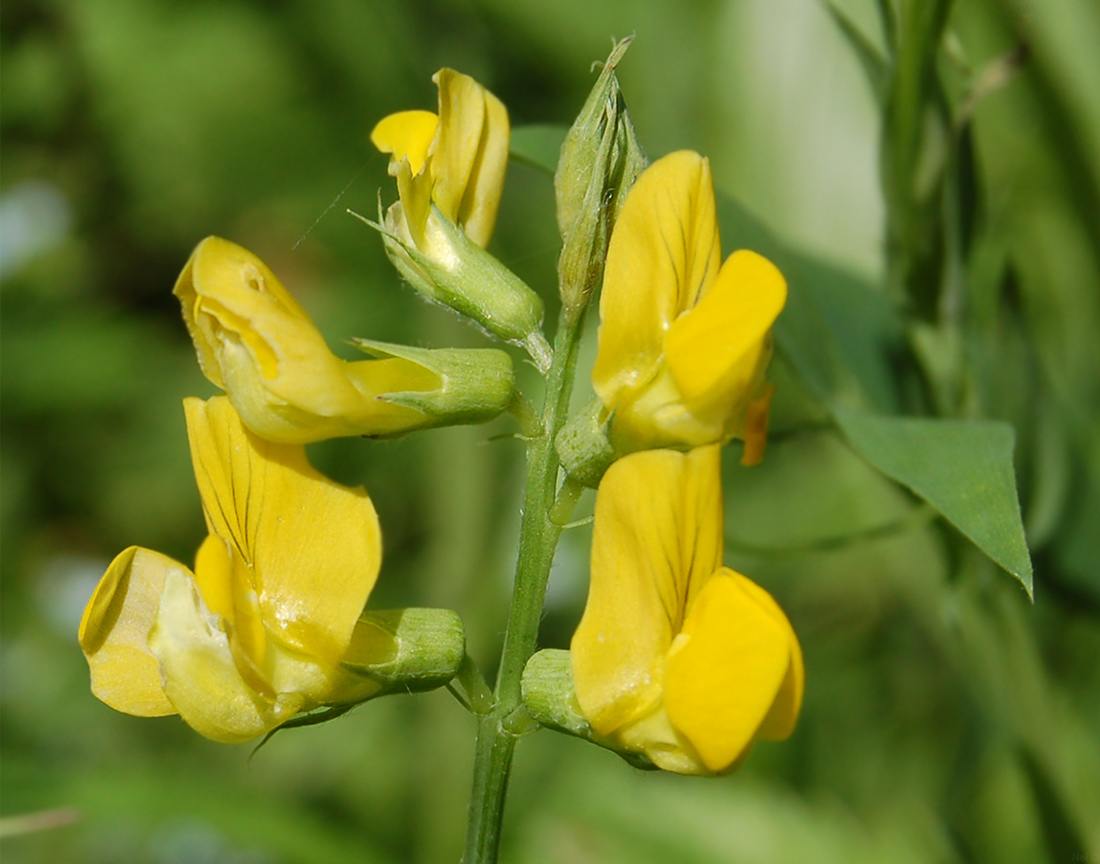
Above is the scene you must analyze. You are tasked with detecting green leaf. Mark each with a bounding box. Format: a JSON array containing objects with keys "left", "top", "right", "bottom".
[
  {"left": 509, "top": 124, "right": 567, "bottom": 174},
  {"left": 833, "top": 408, "right": 1033, "bottom": 595}
]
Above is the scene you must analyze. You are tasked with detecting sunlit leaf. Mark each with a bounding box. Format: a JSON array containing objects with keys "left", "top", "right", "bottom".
[{"left": 833, "top": 408, "right": 1033, "bottom": 595}]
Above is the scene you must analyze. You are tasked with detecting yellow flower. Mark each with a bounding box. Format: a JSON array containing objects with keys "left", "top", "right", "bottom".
[
  {"left": 591, "top": 151, "right": 787, "bottom": 465},
  {"left": 571, "top": 446, "right": 803, "bottom": 774},
  {"left": 78, "top": 396, "right": 384, "bottom": 743},
  {"left": 369, "top": 71, "right": 549, "bottom": 364},
  {"left": 175, "top": 236, "right": 514, "bottom": 444},
  {"left": 371, "top": 68, "right": 509, "bottom": 252}
]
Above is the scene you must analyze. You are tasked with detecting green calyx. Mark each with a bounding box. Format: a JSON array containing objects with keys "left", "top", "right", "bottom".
[
  {"left": 368, "top": 207, "right": 552, "bottom": 372},
  {"left": 353, "top": 339, "right": 516, "bottom": 430},
  {"left": 555, "top": 397, "right": 616, "bottom": 488},
  {"left": 342, "top": 608, "right": 467, "bottom": 695},
  {"left": 521, "top": 649, "right": 656, "bottom": 770}
]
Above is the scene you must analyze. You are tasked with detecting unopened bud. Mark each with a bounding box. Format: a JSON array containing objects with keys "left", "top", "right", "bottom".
[
  {"left": 555, "top": 37, "right": 646, "bottom": 323},
  {"left": 555, "top": 397, "right": 616, "bottom": 488}
]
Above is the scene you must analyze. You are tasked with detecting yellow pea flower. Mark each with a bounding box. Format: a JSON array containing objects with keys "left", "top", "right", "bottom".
[
  {"left": 592, "top": 151, "right": 787, "bottom": 464},
  {"left": 175, "top": 236, "right": 514, "bottom": 444},
  {"left": 571, "top": 446, "right": 803, "bottom": 775},
  {"left": 371, "top": 68, "right": 509, "bottom": 252},
  {"left": 369, "top": 71, "right": 549, "bottom": 365},
  {"left": 78, "top": 396, "right": 384, "bottom": 743}
]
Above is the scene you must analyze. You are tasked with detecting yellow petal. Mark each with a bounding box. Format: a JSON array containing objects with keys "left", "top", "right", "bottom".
[
  {"left": 431, "top": 68, "right": 509, "bottom": 247},
  {"left": 664, "top": 569, "right": 792, "bottom": 772},
  {"left": 606, "top": 364, "right": 723, "bottom": 451},
  {"left": 592, "top": 151, "right": 721, "bottom": 411},
  {"left": 736, "top": 573, "right": 804, "bottom": 740},
  {"left": 191, "top": 533, "right": 273, "bottom": 699},
  {"left": 572, "top": 446, "right": 723, "bottom": 736},
  {"left": 461, "top": 83, "right": 509, "bottom": 248},
  {"left": 664, "top": 250, "right": 786, "bottom": 424},
  {"left": 184, "top": 396, "right": 382, "bottom": 668},
  {"left": 149, "top": 567, "right": 306, "bottom": 743},
  {"left": 615, "top": 706, "right": 709, "bottom": 775},
  {"left": 78, "top": 546, "right": 177, "bottom": 717},
  {"left": 393, "top": 163, "right": 434, "bottom": 251},
  {"left": 176, "top": 237, "right": 439, "bottom": 443},
  {"left": 370, "top": 109, "right": 439, "bottom": 177},
  {"left": 175, "top": 236, "right": 313, "bottom": 386}
]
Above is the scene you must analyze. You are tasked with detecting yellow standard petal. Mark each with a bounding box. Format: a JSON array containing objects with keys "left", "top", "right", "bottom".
[
  {"left": 175, "top": 236, "right": 441, "bottom": 443},
  {"left": 592, "top": 151, "right": 721, "bottom": 412},
  {"left": 78, "top": 546, "right": 178, "bottom": 717},
  {"left": 431, "top": 68, "right": 510, "bottom": 248},
  {"left": 571, "top": 446, "right": 723, "bottom": 737},
  {"left": 664, "top": 569, "right": 793, "bottom": 773},
  {"left": 184, "top": 396, "right": 381, "bottom": 669}
]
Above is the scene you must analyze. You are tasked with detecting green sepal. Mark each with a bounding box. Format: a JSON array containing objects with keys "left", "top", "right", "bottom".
[
  {"left": 353, "top": 339, "right": 515, "bottom": 429},
  {"left": 362, "top": 207, "right": 551, "bottom": 371},
  {"left": 556, "top": 398, "right": 616, "bottom": 488},
  {"left": 341, "top": 608, "right": 466, "bottom": 695},
  {"left": 251, "top": 609, "right": 466, "bottom": 757},
  {"left": 521, "top": 649, "right": 657, "bottom": 771},
  {"left": 555, "top": 37, "right": 647, "bottom": 323}
]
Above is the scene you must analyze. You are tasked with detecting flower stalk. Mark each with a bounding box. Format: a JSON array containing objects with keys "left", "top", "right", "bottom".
[{"left": 463, "top": 307, "right": 583, "bottom": 864}]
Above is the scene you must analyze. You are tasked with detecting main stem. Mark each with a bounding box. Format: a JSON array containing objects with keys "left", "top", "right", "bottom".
[{"left": 463, "top": 310, "right": 581, "bottom": 863}]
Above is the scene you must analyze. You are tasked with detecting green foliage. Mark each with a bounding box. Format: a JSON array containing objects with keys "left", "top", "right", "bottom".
[{"left": 833, "top": 410, "right": 1031, "bottom": 594}]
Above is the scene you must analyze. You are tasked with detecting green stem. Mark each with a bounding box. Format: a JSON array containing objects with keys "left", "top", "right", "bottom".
[{"left": 463, "top": 310, "right": 582, "bottom": 863}]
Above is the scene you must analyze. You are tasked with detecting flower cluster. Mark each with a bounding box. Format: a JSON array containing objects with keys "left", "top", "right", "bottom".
[{"left": 80, "top": 56, "right": 802, "bottom": 777}]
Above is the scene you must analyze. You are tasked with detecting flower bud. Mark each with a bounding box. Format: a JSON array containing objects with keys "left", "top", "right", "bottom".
[
  {"left": 555, "top": 397, "right": 615, "bottom": 488},
  {"left": 555, "top": 37, "right": 646, "bottom": 323}
]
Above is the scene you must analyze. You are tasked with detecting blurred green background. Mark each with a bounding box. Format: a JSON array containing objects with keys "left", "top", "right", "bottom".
[{"left": 2, "top": 0, "right": 1098, "bottom": 862}]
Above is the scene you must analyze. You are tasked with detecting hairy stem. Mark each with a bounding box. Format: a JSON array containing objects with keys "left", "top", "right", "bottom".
[{"left": 463, "top": 310, "right": 582, "bottom": 863}]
